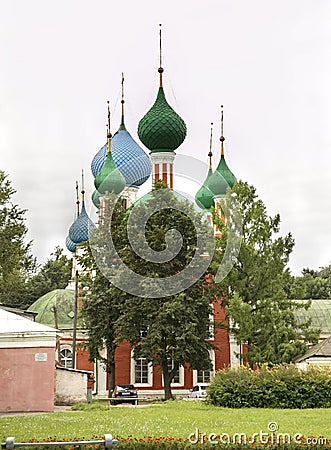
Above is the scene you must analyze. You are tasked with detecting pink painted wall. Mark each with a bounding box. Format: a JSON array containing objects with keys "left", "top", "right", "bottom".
[{"left": 0, "top": 347, "right": 55, "bottom": 412}]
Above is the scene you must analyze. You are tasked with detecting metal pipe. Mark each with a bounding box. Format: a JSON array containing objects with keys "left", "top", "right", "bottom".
[{"left": 2, "top": 435, "right": 118, "bottom": 449}]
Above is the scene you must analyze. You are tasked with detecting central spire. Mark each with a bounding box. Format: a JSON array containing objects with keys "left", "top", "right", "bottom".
[
  {"left": 138, "top": 25, "right": 186, "bottom": 159},
  {"left": 158, "top": 23, "right": 164, "bottom": 88}
]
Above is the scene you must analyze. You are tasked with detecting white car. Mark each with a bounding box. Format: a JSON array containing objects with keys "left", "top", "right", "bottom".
[{"left": 188, "top": 384, "right": 208, "bottom": 399}]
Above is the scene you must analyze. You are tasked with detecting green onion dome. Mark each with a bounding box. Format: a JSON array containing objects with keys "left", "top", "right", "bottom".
[
  {"left": 206, "top": 154, "right": 237, "bottom": 198},
  {"left": 94, "top": 150, "right": 126, "bottom": 195},
  {"left": 137, "top": 87, "right": 186, "bottom": 153},
  {"left": 195, "top": 167, "right": 215, "bottom": 210},
  {"left": 92, "top": 189, "right": 102, "bottom": 209}
]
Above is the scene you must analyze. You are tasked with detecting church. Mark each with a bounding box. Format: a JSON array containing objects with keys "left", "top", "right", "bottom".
[{"left": 28, "top": 29, "right": 245, "bottom": 398}]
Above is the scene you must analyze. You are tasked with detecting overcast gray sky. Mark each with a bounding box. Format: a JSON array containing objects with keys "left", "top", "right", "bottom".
[{"left": 1, "top": 0, "right": 331, "bottom": 275}]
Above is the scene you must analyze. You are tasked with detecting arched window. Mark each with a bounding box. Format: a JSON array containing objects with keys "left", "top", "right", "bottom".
[{"left": 60, "top": 347, "right": 73, "bottom": 368}]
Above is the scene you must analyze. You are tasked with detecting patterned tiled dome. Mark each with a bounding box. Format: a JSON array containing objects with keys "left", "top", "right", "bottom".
[
  {"left": 91, "top": 129, "right": 152, "bottom": 187},
  {"left": 65, "top": 235, "right": 77, "bottom": 253},
  {"left": 138, "top": 87, "right": 186, "bottom": 153},
  {"left": 68, "top": 203, "right": 95, "bottom": 244}
]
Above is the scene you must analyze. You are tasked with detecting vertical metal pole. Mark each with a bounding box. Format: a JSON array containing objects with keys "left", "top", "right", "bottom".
[
  {"left": 52, "top": 306, "right": 61, "bottom": 362},
  {"left": 72, "top": 269, "right": 78, "bottom": 369}
]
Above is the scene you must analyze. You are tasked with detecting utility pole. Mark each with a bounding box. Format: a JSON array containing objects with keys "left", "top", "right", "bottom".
[{"left": 72, "top": 269, "right": 79, "bottom": 369}]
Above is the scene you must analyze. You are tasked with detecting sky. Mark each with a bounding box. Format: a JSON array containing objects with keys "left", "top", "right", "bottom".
[{"left": 1, "top": 0, "right": 331, "bottom": 276}]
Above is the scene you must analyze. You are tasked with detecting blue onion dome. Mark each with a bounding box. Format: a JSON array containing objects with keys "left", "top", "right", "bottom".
[
  {"left": 112, "top": 128, "right": 152, "bottom": 186},
  {"left": 91, "top": 130, "right": 152, "bottom": 187},
  {"left": 65, "top": 235, "right": 76, "bottom": 253},
  {"left": 91, "top": 144, "right": 106, "bottom": 178},
  {"left": 92, "top": 79, "right": 152, "bottom": 187},
  {"left": 68, "top": 202, "right": 96, "bottom": 244},
  {"left": 137, "top": 86, "right": 186, "bottom": 153}
]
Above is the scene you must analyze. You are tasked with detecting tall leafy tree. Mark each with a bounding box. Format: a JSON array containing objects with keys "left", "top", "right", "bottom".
[
  {"left": 0, "top": 171, "right": 36, "bottom": 307},
  {"left": 22, "top": 246, "right": 72, "bottom": 308},
  {"left": 286, "top": 265, "right": 331, "bottom": 300},
  {"left": 112, "top": 182, "right": 215, "bottom": 400},
  {"left": 78, "top": 196, "right": 127, "bottom": 395},
  {"left": 80, "top": 183, "right": 216, "bottom": 399},
  {"left": 212, "top": 181, "right": 319, "bottom": 367}
]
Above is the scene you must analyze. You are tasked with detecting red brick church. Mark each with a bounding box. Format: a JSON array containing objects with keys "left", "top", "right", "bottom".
[{"left": 28, "top": 31, "right": 241, "bottom": 398}]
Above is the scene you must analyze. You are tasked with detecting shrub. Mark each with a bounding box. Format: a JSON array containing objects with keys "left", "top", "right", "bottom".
[{"left": 207, "top": 365, "right": 331, "bottom": 408}]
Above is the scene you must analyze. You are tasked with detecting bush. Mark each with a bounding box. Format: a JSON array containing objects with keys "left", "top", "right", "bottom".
[{"left": 207, "top": 365, "right": 331, "bottom": 408}]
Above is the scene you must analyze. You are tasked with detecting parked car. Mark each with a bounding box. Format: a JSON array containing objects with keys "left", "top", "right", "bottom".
[
  {"left": 111, "top": 384, "right": 138, "bottom": 405},
  {"left": 188, "top": 384, "right": 208, "bottom": 399}
]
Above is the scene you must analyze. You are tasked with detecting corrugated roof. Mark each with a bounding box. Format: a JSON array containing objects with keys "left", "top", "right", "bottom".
[
  {"left": 294, "top": 299, "right": 331, "bottom": 334},
  {"left": 27, "top": 289, "right": 79, "bottom": 329}
]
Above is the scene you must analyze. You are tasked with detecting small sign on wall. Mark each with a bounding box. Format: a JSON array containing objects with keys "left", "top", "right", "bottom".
[{"left": 35, "top": 352, "right": 48, "bottom": 362}]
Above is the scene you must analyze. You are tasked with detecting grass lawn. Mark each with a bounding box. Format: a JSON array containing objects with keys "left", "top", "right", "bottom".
[{"left": 0, "top": 400, "right": 330, "bottom": 443}]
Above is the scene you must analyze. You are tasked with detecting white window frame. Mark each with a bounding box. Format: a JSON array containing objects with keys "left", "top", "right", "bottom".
[
  {"left": 130, "top": 351, "right": 153, "bottom": 387},
  {"left": 192, "top": 350, "right": 215, "bottom": 385},
  {"left": 59, "top": 345, "right": 73, "bottom": 368}
]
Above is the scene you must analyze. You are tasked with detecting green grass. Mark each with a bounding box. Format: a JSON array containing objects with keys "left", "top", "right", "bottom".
[{"left": 0, "top": 400, "right": 330, "bottom": 443}]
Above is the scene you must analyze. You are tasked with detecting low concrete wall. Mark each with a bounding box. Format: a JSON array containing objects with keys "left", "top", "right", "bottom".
[{"left": 55, "top": 367, "right": 91, "bottom": 405}]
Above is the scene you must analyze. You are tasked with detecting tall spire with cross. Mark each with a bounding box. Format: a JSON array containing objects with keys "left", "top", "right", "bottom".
[
  {"left": 91, "top": 75, "right": 152, "bottom": 194},
  {"left": 195, "top": 123, "right": 215, "bottom": 211},
  {"left": 137, "top": 24, "right": 186, "bottom": 189},
  {"left": 67, "top": 174, "right": 95, "bottom": 248},
  {"left": 93, "top": 102, "right": 126, "bottom": 203},
  {"left": 204, "top": 106, "right": 237, "bottom": 199}
]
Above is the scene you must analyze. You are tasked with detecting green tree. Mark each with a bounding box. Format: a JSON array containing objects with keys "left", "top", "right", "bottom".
[
  {"left": 286, "top": 265, "right": 331, "bottom": 300},
  {"left": 80, "top": 183, "right": 216, "bottom": 400},
  {"left": 0, "top": 171, "right": 36, "bottom": 307},
  {"left": 112, "top": 182, "right": 215, "bottom": 400},
  {"left": 78, "top": 195, "right": 127, "bottom": 395},
  {"left": 212, "top": 181, "right": 319, "bottom": 367},
  {"left": 22, "top": 246, "right": 72, "bottom": 308}
]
